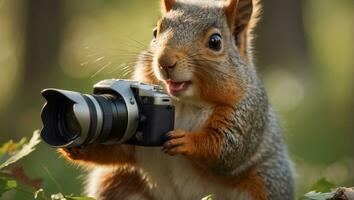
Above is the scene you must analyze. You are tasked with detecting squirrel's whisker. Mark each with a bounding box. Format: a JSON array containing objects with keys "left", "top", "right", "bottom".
[{"left": 90, "top": 61, "right": 112, "bottom": 78}]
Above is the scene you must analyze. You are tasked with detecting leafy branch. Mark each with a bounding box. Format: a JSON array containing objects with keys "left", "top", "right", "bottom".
[
  {"left": 0, "top": 130, "right": 95, "bottom": 200},
  {"left": 302, "top": 178, "right": 354, "bottom": 200}
]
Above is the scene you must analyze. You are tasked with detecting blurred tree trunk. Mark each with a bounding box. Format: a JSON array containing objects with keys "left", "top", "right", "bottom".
[
  {"left": 0, "top": 0, "right": 64, "bottom": 138},
  {"left": 22, "top": 0, "right": 63, "bottom": 85},
  {"left": 352, "top": 76, "right": 354, "bottom": 161},
  {"left": 256, "top": 0, "right": 310, "bottom": 70}
]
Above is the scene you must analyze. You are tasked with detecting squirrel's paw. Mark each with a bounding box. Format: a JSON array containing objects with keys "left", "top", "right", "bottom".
[
  {"left": 58, "top": 146, "right": 86, "bottom": 161},
  {"left": 162, "top": 129, "right": 196, "bottom": 156}
]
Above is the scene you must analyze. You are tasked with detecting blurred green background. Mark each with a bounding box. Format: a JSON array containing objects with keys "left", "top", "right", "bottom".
[{"left": 0, "top": 0, "right": 352, "bottom": 199}]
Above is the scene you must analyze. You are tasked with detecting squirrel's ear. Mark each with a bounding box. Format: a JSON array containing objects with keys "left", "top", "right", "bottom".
[
  {"left": 224, "top": 0, "right": 261, "bottom": 63},
  {"left": 161, "top": 0, "right": 176, "bottom": 13}
]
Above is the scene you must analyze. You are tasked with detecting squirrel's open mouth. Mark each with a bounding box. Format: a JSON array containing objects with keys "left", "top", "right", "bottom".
[{"left": 165, "top": 79, "right": 192, "bottom": 96}]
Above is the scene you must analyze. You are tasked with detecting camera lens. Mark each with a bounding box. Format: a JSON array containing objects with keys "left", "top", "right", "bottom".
[{"left": 40, "top": 88, "right": 133, "bottom": 147}]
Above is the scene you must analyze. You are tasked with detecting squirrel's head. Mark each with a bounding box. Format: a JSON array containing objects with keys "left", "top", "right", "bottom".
[{"left": 138, "top": 0, "right": 261, "bottom": 107}]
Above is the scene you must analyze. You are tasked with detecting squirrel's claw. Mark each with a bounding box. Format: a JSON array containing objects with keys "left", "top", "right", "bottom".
[{"left": 162, "top": 130, "right": 195, "bottom": 156}]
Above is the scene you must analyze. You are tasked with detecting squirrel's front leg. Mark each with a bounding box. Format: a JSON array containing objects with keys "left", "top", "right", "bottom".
[
  {"left": 162, "top": 105, "right": 243, "bottom": 172},
  {"left": 163, "top": 106, "right": 234, "bottom": 168},
  {"left": 59, "top": 144, "right": 136, "bottom": 166}
]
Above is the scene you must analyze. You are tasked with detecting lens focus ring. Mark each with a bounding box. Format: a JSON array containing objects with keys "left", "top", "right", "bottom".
[{"left": 84, "top": 95, "right": 103, "bottom": 144}]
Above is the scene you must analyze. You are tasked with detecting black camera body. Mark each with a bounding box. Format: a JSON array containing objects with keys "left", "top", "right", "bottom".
[
  {"left": 40, "top": 79, "right": 175, "bottom": 148},
  {"left": 127, "top": 92, "right": 174, "bottom": 146}
]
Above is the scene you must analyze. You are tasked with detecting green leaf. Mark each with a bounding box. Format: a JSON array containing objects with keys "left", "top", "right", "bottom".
[
  {"left": 303, "top": 191, "right": 335, "bottom": 200},
  {"left": 0, "top": 138, "right": 27, "bottom": 161},
  {"left": 0, "top": 138, "right": 27, "bottom": 154},
  {"left": 201, "top": 194, "right": 216, "bottom": 200},
  {"left": 51, "top": 193, "right": 96, "bottom": 200},
  {"left": 0, "top": 177, "right": 17, "bottom": 197},
  {"left": 0, "top": 130, "right": 41, "bottom": 169},
  {"left": 309, "top": 178, "right": 336, "bottom": 193}
]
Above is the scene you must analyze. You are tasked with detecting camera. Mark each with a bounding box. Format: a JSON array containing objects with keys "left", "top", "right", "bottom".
[{"left": 40, "top": 79, "right": 175, "bottom": 148}]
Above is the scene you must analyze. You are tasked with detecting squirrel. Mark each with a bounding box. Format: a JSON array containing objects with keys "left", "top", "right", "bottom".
[{"left": 59, "top": 0, "right": 294, "bottom": 199}]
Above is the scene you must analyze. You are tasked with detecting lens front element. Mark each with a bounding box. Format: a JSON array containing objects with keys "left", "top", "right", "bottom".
[{"left": 59, "top": 104, "right": 81, "bottom": 141}]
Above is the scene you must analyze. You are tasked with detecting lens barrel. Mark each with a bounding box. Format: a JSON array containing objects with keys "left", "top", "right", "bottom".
[
  {"left": 90, "top": 94, "right": 128, "bottom": 143},
  {"left": 40, "top": 89, "right": 128, "bottom": 147}
]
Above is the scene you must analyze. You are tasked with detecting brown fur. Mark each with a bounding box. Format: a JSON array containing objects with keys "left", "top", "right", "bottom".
[
  {"left": 237, "top": 169, "right": 270, "bottom": 200},
  {"left": 59, "top": 144, "right": 136, "bottom": 166},
  {"left": 224, "top": 0, "right": 239, "bottom": 28},
  {"left": 134, "top": 50, "right": 160, "bottom": 84},
  {"left": 95, "top": 166, "right": 155, "bottom": 200},
  {"left": 196, "top": 73, "right": 245, "bottom": 107},
  {"left": 161, "top": 0, "right": 176, "bottom": 13}
]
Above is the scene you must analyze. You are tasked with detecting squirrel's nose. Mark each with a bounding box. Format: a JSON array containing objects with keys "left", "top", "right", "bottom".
[{"left": 158, "top": 52, "right": 177, "bottom": 70}]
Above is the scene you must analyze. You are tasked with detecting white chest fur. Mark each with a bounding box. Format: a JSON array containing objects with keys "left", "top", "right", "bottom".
[{"left": 173, "top": 102, "right": 213, "bottom": 131}]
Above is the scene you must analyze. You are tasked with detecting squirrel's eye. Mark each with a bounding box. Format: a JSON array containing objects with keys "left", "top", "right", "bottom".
[
  {"left": 153, "top": 27, "right": 157, "bottom": 38},
  {"left": 208, "top": 33, "right": 222, "bottom": 51}
]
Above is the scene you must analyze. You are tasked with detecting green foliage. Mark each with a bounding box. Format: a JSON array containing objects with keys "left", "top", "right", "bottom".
[
  {"left": 0, "top": 177, "right": 17, "bottom": 197},
  {"left": 0, "top": 131, "right": 96, "bottom": 200},
  {"left": 303, "top": 191, "right": 335, "bottom": 200},
  {"left": 0, "top": 131, "right": 41, "bottom": 198},
  {"left": 65, "top": 196, "right": 96, "bottom": 200},
  {"left": 309, "top": 178, "right": 336, "bottom": 193},
  {"left": 301, "top": 178, "right": 336, "bottom": 200},
  {"left": 0, "top": 131, "right": 40, "bottom": 169},
  {"left": 0, "top": 138, "right": 27, "bottom": 164},
  {"left": 0, "top": 138, "right": 27, "bottom": 155}
]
